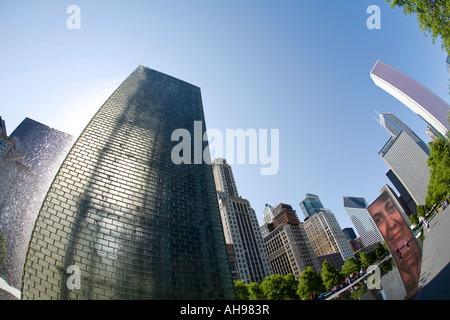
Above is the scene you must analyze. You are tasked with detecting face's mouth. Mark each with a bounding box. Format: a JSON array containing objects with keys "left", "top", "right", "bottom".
[{"left": 390, "top": 229, "right": 404, "bottom": 245}]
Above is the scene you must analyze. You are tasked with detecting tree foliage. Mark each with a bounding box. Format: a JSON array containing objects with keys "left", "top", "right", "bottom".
[
  {"left": 261, "top": 274, "right": 299, "bottom": 300},
  {"left": 234, "top": 280, "right": 250, "bottom": 300},
  {"left": 248, "top": 282, "right": 265, "bottom": 300},
  {"left": 386, "top": 0, "right": 450, "bottom": 55},
  {"left": 340, "top": 257, "right": 361, "bottom": 279},
  {"left": 425, "top": 136, "right": 450, "bottom": 209},
  {"left": 409, "top": 213, "right": 419, "bottom": 225},
  {"left": 321, "top": 260, "right": 341, "bottom": 290},
  {"left": 297, "top": 267, "right": 325, "bottom": 300}
]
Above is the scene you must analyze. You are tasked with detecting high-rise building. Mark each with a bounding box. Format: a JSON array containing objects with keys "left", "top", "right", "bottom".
[
  {"left": 377, "top": 113, "right": 430, "bottom": 206},
  {"left": 0, "top": 117, "right": 74, "bottom": 289},
  {"left": 342, "top": 227, "right": 357, "bottom": 241},
  {"left": 260, "top": 204, "right": 274, "bottom": 238},
  {"left": 299, "top": 193, "right": 325, "bottom": 220},
  {"left": 262, "top": 203, "right": 320, "bottom": 277},
  {"left": 343, "top": 196, "right": 384, "bottom": 247},
  {"left": 370, "top": 60, "right": 450, "bottom": 138},
  {"left": 386, "top": 169, "right": 417, "bottom": 216},
  {"left": 304, "top": 209, "right": 354, "bottom": 270},
  {"left": 262, "top": 204, "right": 274, "bottom": 224},
  {"left": 21, "top": 66, "right": 235, "bottom": 299},
  {"left": 212, "top": 158, "right": 272, "bottom": 283}
]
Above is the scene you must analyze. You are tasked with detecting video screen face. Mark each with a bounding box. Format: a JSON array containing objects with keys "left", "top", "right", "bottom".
[{"left": 368, "top": 191, "right": 422, "bottom": 299}]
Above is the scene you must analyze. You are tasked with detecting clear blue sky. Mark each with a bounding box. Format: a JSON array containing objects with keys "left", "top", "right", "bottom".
[{"left": 1, "top": 0, "right": 449, "bottom": 234}]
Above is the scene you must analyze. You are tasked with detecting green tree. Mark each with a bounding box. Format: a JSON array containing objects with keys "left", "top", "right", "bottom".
[
  {"left": 340, "top": 257, "right": 361, "bottom": 279},
  {"left": 374, "top": 243, "right": 388, "bottom": 259},
  {"left": 386, "top": 0, "right": 450, "bottom": 55},
  {"left": 321, "top": 260, "right": 341, "bottom": 290},
  {"left": 359, "top": 251, "right": 377, "bottom": 268},
  {"left": 261, "top": 274, "right": 299, "bottom": 300},
  {"left": 0, "top": 230, "right": 6, "bottom": 270},
  {"left": 417, "top": 204, "right": 426, "bottom": 218},
  {"left": 248, "top": 282, "right": 266, "bottom": 300},
  {"left": 297, "top": 267, "right": 325, "bottom": 300},
  {"left": 409, "top": 213, "right": 420, "bottom": 225},
  {"left": 234, "top": 280, "right": 250, "bottom": 300},
  {"left": 425, "top": 136, "right": 450, "bottom": 208}
]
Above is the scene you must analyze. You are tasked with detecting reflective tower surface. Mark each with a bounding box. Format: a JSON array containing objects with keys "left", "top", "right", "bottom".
[
  {"left": 370, "top": 60, "right": 450, "bottom": 138},
  {"left": 343, "top": 196, "right": 383, "bottom": 247},
  {"left": 21, "top": 66, "right": 235, "bottom": 299},
  {"left": 377, "top": 113, "right": 430, "bottom": 206}
]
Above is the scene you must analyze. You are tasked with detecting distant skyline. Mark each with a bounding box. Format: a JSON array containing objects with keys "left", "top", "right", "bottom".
[{"left": 1, "top": 1, "right": 449, "bottom": 234}]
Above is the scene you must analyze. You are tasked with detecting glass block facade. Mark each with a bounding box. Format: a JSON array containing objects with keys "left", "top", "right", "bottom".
[{"left": 21, "top": 66, "right": 235, "bottom": 299}]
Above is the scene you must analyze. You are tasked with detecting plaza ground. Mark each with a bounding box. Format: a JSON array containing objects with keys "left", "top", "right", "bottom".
[{"left": 416, "top": 205, "right": 450, "bottom": 299}]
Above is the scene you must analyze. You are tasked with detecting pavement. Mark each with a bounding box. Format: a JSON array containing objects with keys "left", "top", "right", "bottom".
[{"left": 416, "top": 205, "right": 450, "bottom": 300}]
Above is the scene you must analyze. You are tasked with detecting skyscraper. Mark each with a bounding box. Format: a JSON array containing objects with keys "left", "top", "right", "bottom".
[
  {"left": 262, "top": 203, "right": 320, "bottom": 276},
  {"left": 342, "top": 227, "right": 357, "bottom": 241},
  {"left": 370, "top": 60, "right": 450, "bottom": 138},
  {"left": 304, "top": 209, "right": 354, "bottom": 270},
  {"left": 299, "top": 193, "right": 324, "bottom": 220},
  {"left": 343, "top": 196, "right": 383, "bottom": 247},
  {"left": 377, "top": 113, "right": 430, "bottom": 206},
  {"left": 21, "top": 66, "right": 235, "bottom": 299},
  {"left": 212, "top": 158, "right": 272, "bottom": 283},
  {"left": 386, "top": 169, "right": 417, "bottom": 216}
]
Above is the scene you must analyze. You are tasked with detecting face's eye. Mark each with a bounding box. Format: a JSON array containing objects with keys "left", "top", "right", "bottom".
[
  {"left": 373, "top": 212, "right": 384, "bottom": 225},
  {"left": 386, "top": 200, "right": 396, "bottom": 215}
]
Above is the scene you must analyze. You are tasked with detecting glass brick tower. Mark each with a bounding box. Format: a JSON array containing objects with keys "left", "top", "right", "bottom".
[{"left": 21, "top": 66, "right": 235, "bottom": 299}]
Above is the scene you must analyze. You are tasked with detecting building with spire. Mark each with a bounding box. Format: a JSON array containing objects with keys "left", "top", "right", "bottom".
[
  {"left": 212, "top": 158, "right": 272, "bottom": 283},
  {"left": 376, "top": 112, "right": 430, "bottom": 207}
]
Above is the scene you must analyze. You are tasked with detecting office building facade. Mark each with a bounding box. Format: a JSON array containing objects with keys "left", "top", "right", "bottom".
[
  {"left": 21, "top": 66, "right": 235, "bottom": 299},
  {"left": 262, "top": 203, "right": 320, "bottom": 277},
  {"left": 212, "top": 158, "right": 272, "bottom": 283},
  {"left": 343, "top": 196, "right": 384, "bottom": 247},
  {"left": 377, "top": 113, "right": 430, "bottom": 206},
  {"left": 299, "top": 193, "right": 325, "bottom": 220},
  {"left": 304, "top": 209, "right": 354, "bottom": 268},
  {"left": 370, "top": 60, "right": 450, "bottom": 138},
  {"left": 342, "top": 227, "right": 357, "bottom": 241}
]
